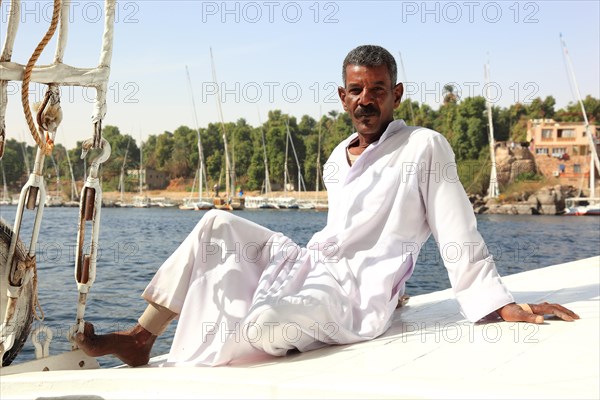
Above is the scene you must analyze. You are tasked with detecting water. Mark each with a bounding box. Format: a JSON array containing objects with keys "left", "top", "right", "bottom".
[{"left": 1, "top": 205, "right": 598, "bottom": 367}]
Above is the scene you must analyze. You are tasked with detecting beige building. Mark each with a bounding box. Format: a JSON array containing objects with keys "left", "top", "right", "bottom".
[
  {"left": 527, "top": 119, "right": 599, "bottom": 190},
  {"left": 127, "top": 168, "right": 169, "bottom": 190}
]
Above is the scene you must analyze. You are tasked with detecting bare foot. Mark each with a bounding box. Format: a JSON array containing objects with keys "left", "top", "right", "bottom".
[
  {"left": 74, "top": 322, "right": 157, "bottom": 367},
  {"left": 396, "top": 294, "right": 410, "bottom": 308}
]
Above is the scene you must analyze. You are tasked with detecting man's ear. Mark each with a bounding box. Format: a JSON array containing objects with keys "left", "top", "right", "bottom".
[
  {"left": 393, "top": 83, "right": 404, "bottom": 106},
  {"left": 338, "top": 86, "right": 348, "bottom": 111}
]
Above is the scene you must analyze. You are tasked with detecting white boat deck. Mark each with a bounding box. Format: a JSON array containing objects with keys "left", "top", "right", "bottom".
[{"left": 2, "top": 256, "right": 598, "bottom": 399}]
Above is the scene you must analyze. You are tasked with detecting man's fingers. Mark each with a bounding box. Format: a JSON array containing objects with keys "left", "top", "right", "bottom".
[
  {"left": 499, "top": 304, "right": 543, "bottom": 324},
  {"left": 498, "top": 302, "right": 579, "bottom": 324},
  {"left": 530, "top": 302, "right": 580, "bottom": 321},
  {"left": 517, "top": 306, "right": 544, "bottom": 324}
]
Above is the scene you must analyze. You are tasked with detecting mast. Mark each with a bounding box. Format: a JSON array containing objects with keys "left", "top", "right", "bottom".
[
  {"left": 1, "top": 160, "right": 8, "bottom": 203},
  {"left": 210, "top": 48, "right": 234, "bottom": 197},
  {"left": 138, "top": 137, "right": 143, "bottom": 195},
  {"left": 185, "top": 65, "right": 209, "bottom": 200},
  {"left": 257, "top": 110, "right": 271, "bottom": 195},
  {"left": 484, "top": 61, "right": 499, "bottom": 199},
  {"left": 283, "top": 120, "right": 289, "bottom": 193},
  {"left": 316, "top": 107, "right": 322, "bottom": 194},
  {"left": 49, "top": 153, "right": 61, "bottom": 200},
  {"left": 118, "top": 136, "right": 130, "bottom": 203},
  {"left": 65, "top": 147, "right": 78, "bottom": 202},
  {"left": 285, "top": 118, "right": 306, "bottom": 193},
  {"left": 398, "top": 51, "right": 415, "bottom": 125},
  {"left": 19, "top": 131, "right": 31, "bottom": 173},
  {"left": 560, "top": 34, "right": 599, "bottom": 198}
]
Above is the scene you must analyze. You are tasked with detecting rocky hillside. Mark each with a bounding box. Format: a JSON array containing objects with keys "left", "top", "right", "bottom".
[{"left": 471, "top": 185, "right": 583, "bottom": 215}]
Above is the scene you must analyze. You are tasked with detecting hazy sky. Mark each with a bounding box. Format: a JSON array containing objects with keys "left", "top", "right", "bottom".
[{"left": 3, "top": 0, "right": 599, "bottom": 149}]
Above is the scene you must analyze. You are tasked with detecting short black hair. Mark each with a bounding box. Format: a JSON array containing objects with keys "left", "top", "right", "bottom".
[{"left": 342, "top": 45, "right": 397, "bottom": 87}]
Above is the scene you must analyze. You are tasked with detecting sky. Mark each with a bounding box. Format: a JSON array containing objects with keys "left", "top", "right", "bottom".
[{"left": 2, "top": 0, "right": 599, "bottom": 150}]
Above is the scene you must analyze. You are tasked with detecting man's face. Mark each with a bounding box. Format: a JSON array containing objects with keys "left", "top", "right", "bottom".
[{"left": 338, "top": 64, "right": 403, "bottom": 139}]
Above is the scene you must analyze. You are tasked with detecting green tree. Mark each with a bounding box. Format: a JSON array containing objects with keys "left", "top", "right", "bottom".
[
  {"left": 526, "top": 96, "right": 556, "bottom": 119},
  {"left": 231, "top": 119, "right": 255, "bottom": 188},
  {"left": 434, "top": 85, "right": 460, "bottom": 140},
  {"left": 555, "top": 95, "right": 600, "bottom": 123},
  {"left": 264, "top": 110, "right": 287, "bottom": 190},
  {"left": 1, "top": 145, "right": 23, "bottom": 187},
  {"left": 166, "top": 126, "right": 196, "bottom": 178}
]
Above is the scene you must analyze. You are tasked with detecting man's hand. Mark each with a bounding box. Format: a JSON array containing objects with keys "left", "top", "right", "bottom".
[{"left": 497, "top": 302, "right": 580, "bottom": 324}]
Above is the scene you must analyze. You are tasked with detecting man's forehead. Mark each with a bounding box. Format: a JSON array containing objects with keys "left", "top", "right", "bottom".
[{"left": 345, "top": 64, "right": 391, "bottom": 83}]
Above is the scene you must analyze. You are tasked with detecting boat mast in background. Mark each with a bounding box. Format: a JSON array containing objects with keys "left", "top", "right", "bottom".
[
  {"left": 285, "top": 118, "right": 306, "bottom": 193},
  {"left": 65, "top": 146, "right": 78, "bottom": 204},
  {"left": 484, "top": 59, "right": 500, "bottom": 199},
  {"left": 398, "top": 51, "right": 414, "bottom": 125},
  {"left": 210, "top": 48, "right": 235, "bottom": 199},
  {"left": 257, "top": 110, "right": 271, "bottom": 195},
  {"left": 0, "top": 160, "right": 9, "bottom": 205},
  {"left": 560, "top": 33, "right": 600, "bottom": 198},
  {"left": 185, "top": 66, "right": 210, "bottom": 201},
  {"left": 315, "top": 107, "right": 322, "bottom": 194}
]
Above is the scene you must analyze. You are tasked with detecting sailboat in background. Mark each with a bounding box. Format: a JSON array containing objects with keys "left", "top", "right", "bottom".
[
  {"left": 311, "top": 110, "right": 328, "bottom": 211},
  {"left": 398, "top": 52, "right": 415, "bottom": 126},
  {"left": 133, "top": 138, "right": 150, "bottom": 208},
  {"left": 484, "top": 60, "right": 500, "bottom": 200},
  {"left": 19, "top": 131, "right": 31, "bottom": 175},
  {"left": 209, "top": 48, "right": 243, "bottom": 211},
  {"left": 63, "top": 149, "right": 79, "bottom": 207},
  {"left": 245, "top": 111, "right": 277, "bottom": 209},
  {"left": 283, "top": 119, "right": 304, "bottom": 209},
  {"left": 115, "top": 137, "right": 133, "bottom": 208},
  {"left": 0, "top": 160, "right": 11, "bottom": 206},
  {"left": 45, "top": 154, "right": 64, "bottom": 207},
  {"left": 559, "top": 34, "right": 600, "bottom": 216},
  {"left": 270, "top": 119, "right": 297, "bottom": 209},
  {"left": 180, "top": 65, "right": 213, "bottom": 211}
]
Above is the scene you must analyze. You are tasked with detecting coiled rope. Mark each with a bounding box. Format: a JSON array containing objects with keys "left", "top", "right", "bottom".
[
  {"left": 12, "top": 255, "right": 44, "bottom": 321},
  {"left": 20, "top": 0, "right": 61, "bottom": 156}
]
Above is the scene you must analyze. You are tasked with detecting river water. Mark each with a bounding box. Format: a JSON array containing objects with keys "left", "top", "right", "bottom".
[{"left": 1, "top": 205, "right": 598, "bottom": 367}]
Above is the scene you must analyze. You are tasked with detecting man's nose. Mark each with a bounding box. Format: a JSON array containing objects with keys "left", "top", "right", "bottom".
[{"left": 358, "top": 89, "right": 374, "bottom": 105}]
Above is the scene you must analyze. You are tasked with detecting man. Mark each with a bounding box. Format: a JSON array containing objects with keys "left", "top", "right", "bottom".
[{"left": 75, "top": 45, "right": 578, "bottom": 367}]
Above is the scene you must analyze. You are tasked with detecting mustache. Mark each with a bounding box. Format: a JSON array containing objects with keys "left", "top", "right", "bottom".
[{"left": 354, "top": 105, "right": 379, "bottom": 117}]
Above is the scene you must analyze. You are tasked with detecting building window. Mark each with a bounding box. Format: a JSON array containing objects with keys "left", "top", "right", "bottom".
[
  {"left": 552, "top": 147, "right": 566, "bottom": 157},
  {"left": 573, "top": 164, "right": 581, "bottom": 173},
  {"left": 536, "top": 148, "right": 549, "bottom": 155},
  {"left": 557, "top": 129, "right": 575, "bottom": 139},
  {"left": 559, "top": 164, "right": 566, "bottom": 173},
  {"left": 541, "top": 129, "right": 553, "bottom": 139},
  {"left": 580, "top": 145, "right": 588, "bottom": 155}
]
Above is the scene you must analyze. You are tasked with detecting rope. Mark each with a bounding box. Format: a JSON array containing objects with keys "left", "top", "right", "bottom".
[
  {"left": 20, "top": 0, "right": 61, "bottom": 156},
  {"left": 12, "top": 255, "right": 44, "bottom": 321},
  {"left": 29, "top": 255, "right": 45, "bottom": 321},
  {"left": 13, "top": 256, "right": 44, "bottom": 320},
  {"left": 0, "top": 0, "right": 5, "bottom": 159}
]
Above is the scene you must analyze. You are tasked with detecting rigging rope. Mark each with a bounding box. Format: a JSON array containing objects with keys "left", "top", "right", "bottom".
[
  {"left": 12, "top": 255, "right": 44, "bottom": 321},
  {"left": 20, "top": 0, "right": 61, "bottom": 156}
]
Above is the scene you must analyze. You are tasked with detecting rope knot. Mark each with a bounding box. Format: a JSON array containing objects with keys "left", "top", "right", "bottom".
[
  {"left": 37, "top": 87, "right": 63, "bottom": 134},
  {"left": 0, "top": 126, "right": 5, "bottom": 159}
]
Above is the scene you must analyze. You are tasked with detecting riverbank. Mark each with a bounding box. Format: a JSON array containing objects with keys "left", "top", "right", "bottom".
[
  {"left": 472, "top": 183, "right": 597, "bottom": 215},
  {"left": 101, "top": 190, "right": 328, "bottom": 203},
  {"left": 7, "top": 182, "right": 593, "bottom": 215},
  {"left": 102, "top": 184, "right": 587, "bottom": 215}
]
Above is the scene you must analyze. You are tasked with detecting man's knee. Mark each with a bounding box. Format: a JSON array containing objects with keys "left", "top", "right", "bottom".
[{"left": 249, "top": 308, "right": 294, "bottom": 356}]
